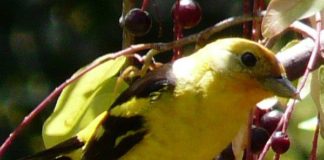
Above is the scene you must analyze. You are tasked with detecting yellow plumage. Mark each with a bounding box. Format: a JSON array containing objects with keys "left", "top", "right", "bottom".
[
  {"left": 20, "top": 38, "right": 296, "bottom": 160},
  {"left": 108, "top": 38, "right": 294, "bottom": 159}
]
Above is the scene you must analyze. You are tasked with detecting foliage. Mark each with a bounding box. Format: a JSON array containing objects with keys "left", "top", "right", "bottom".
[
  {"left": 43, "top": 56, "right": 127, "bottom": 148},
  {"left": 0, "top": 0, "right": 324, "bottom": 159}
]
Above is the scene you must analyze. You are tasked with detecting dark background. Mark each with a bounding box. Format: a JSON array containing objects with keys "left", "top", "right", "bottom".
[
  {"left": 0, "top": 0, "right": 242, "bottom": 159},
  {"left": 1, "top": 0, "right": 321, "bottom": 159}
]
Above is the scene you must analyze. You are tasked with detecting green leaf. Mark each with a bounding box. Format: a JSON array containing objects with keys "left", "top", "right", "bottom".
[
  {"left": 298, "top": 117, "right": 318, "bottom": 131},
  {"left": 262, "top": 0, "right": 324, "bottom": 38},
  {"left": 42, "top": 56, "right": 128, "bottom": 148},
  {"left": 295, "top": 71, "right": 323, "bottom": 137},
  {"left": 279, "top": 40, "right": 300, "bottom": 52},
  {"left": 310, "top": 66, "right": 324, "bottom": 138}
]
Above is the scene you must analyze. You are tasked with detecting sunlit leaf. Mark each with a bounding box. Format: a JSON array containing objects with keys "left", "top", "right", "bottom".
[
  {"left": 42, "top": 56, "right": 128, "bottom": 148},
  {"left": 295, "top": 72, "right": 321, "bottom": 134},
  {"left": 232, "top": 122, "right": 248, "bottom": 159},
  {"left": 262, "top": 0, "right": 324, "bottom": 38},
  {"left": 310, "top": 66, "right": 324, "bottom": 138},
  {"left": 298, "top": 116, "right": 318, "bottom": 131},
  {"left": 279, "top": 39, "right": 300, "bottom": 52}
]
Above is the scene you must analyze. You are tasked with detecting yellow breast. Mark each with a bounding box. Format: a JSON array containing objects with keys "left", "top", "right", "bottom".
[{"left": 120, "top": 68, "right": 271, "bottom": 160}]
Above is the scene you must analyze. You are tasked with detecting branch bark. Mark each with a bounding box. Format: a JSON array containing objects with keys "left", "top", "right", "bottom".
[{"left": 277, "top": 31, "right": 324, "bottom": 80}]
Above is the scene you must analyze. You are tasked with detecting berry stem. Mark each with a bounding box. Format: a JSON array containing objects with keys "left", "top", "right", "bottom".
[
  {"left": 172, "top": 0, "right": 183, "bottom": 61},
  {"left": 283, "top": 12, "right": 322, "bottom": 131},
  {"left": 122, "top": 0, "right": 136, "bottom": 49},
  {"left": 151, "top": 0, "right": 163, "bottom": 37},
  {"left": 245, "top": 110, "right": 254, "bottom": 160},
  {"left": 173, "top": 25, "right": 183, "bottom": 61},
  {"left": 0, "top": 43, "right": 152, "bottom": 159},
  {"left": 2, "top": 15, "right": 320, "bottom": 158},
  {"left": 309, "top": 115, "right": 320, "bottom": 160},
  {"left": 290, "top": 21, "right": 317, "bottom": 39},
  {"left": 0, "top": 15, "right": 256, "bottom": 157},
  {"left": 0, "top": 88, "right": 61, "bottom": 158},
  {"left": 251, "top": 0, "right": 264, "bottom": 41},
  {"left": 243, "top": 0, "right": 252, "bottom": 38},
  {"left": 274, "top": 153, "right": 280, "bottom": 160},
  {"left": 258, "top": 12, "right": 322, "bottom": 160},
  {"left": 141, "top": 0, "right": 150, "bottom": 11}
]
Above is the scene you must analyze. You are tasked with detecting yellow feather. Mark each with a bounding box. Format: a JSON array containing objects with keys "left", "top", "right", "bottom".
[
  {"left": 22, "top": 38, "right": 296, "bottom": 160},
  {"left": 110, "top": 38, "right": 296, "bottom": 159}
]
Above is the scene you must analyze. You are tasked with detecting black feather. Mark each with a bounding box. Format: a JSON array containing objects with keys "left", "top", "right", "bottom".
[
  {"left": 110, "top": 63, "right": 176, "bottom": 108},
  {"left": 19, "top": 137, "right": 84, "bottom": 160},
  {"left": 82, "top": 116, "right": 146, "bottom": 160},
  {"left": 19, "top": 63, "right": 176, "bottom": 160},
  {"left": 82, "top": 64, "right": 176, "bottom": 160}
]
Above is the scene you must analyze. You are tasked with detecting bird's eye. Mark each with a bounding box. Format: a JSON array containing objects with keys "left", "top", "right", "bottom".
[{"left": 241, "top": 52, "right": 257, "bottom": 67}]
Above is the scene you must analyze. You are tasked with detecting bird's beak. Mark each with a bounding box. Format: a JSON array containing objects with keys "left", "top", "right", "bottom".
[{"left": 262, "top": 76, "right": 299, "bottom": 99}]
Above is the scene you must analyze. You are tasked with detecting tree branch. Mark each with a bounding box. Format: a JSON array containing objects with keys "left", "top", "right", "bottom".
[
  {"left": 277, "top": 31, "right": 324, "bottom": 80},
  {"left": 1, "top": 14, "right": 323, "bottom": 159}
]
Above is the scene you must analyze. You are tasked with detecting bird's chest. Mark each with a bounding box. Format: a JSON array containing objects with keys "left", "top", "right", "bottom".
[{"left": 121, "top": 92, "right": 250, "bottom": 160}]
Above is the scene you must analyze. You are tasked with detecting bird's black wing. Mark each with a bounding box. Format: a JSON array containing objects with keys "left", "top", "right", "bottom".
[
  {"left": 19, "top": 137, "right": 84, "bottom": 160},
  {"left": 111, "top": 63, "right": 176, "bottom": 108},
  {"left": 18, "top": 64, "right": 176, "bottom": 160},
  {"left": 82, "top": 64, "right": 176, "bottom": 160}
]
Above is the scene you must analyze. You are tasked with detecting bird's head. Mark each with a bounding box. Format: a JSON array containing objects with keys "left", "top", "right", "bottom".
[{"left": 198, "top": 38, "right": 297, "bottom": 99}]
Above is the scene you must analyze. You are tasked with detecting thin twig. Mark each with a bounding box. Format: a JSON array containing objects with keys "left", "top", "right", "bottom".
[
  {"left": 141, "top": 0, "right": 150, "bottom": 11},
  {"left": 245, "top": 110, "right": 254, "bottom": 160},
  {"left": 277, "top": 31, "right": 324, "bottom": 81},
  {"left": 290, "top": 21, "right": 317, "bottom": 40},
  {"left": 151, "top": 0, "right": 163, "bottom": 37},
  {"left": 264, "top": 20, "right": 316, "bottom": 49},
  {"left": 283, "top": 13, "right": 322, "bottom": 132},
  {"left": 258, "top": 12, "right": 322, "bottom": 160},
  {"left": 251, "top": 0, "right": 263, "bottom": 41},
  {"left": 0, "top": 11, "right": 323, "bottom": 159},
  {"left": 153, "top": 15, "right": 256, "bottom": 51},
  {"left": 0, "top": 43, "right": 151, "bottom": 158},
  {"left": 196, "top": 15, "right": 256, "bottom": 47},
  {"left": 309, "top": 115, "right": 320, "bottom": 160},
  {"left": 172, "top": 0, "right": 182, "bottom": 60},
  {"left": 243, "top": 0, "right": 252, "bottom": 38},
  {"left": 0, "top": 15, "right": 258, "bottom": 158},
  {"left": 274, "top": 153, "right": 280, "bottom": 160},
  {"left": 121, "top": 0, "right": 135, "bottom": 49}
]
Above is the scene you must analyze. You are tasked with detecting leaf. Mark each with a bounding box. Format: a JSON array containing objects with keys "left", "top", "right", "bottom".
[
  {"left": 42, "top": 56, "right": 128, "bottom": 148},
  {"left": 262, "top": 0, "right": 324, "bottom": 38},
  {"left": 310, "top": 66, "right": 324, "bottom": 138},
  {"left": 279, "top": 39, "right": 300, "bottom": 52},
  {"left": 298, "top": 116, "right": 318, "bottom": 131},
  {"left": 232, "top": 121, "right": 249, "bottom": 160}
]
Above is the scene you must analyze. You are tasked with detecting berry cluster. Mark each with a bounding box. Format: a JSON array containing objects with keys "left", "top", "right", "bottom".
[
  {"left": 172, "top": 0, "right": 202, "bottom": 29},
  {"left": 122, "top": 2, "right": 291, "bottom": 158},
  {"left": 122, "top": 0, "right": 202, "bottom": 37},
  {"left": 124, "top": 8, "right": 152, "bottom": 37},
  {"left": 253, "top": 107, "right": 290, "bottom": 155},
  {"left": 216, "top": 99, "right": 291, "bottom": 159}
]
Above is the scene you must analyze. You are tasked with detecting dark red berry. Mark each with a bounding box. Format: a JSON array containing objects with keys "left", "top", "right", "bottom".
[
  {"left": 260, "top": 110, "right": 283, "bottom": 134},
  {"left": 250, "top": 126, "right": 270, "bottom": 153},
  {"left": 215, "top": 143, "right": 235, "bottom": 160},
  {"left": 124, "top": 8, "right": 152, "bottom": 36},
  {"left": 172, "top": 0, "right": 202, "bottom": 29},
  {"left": 253, "top": 105, "right": 271, "bottom": 125},
  {"left": 271, "top": 131, "right": 290, "bottom": 154},
  {"left": 254, "top": 98, "right": 280, "bottom": 124}
]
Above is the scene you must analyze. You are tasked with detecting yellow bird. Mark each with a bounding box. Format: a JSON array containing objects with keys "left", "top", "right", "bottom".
[{"left": 21, "top": 38, "right": 297, "bottom": 160}]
